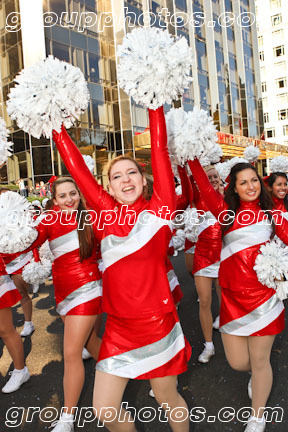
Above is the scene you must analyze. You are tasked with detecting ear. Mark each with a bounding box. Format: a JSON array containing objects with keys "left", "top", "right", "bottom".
[
  {"left": 143, "top": 176, "right": 147, "bottom": 187},
  {"left": 267, "top": 186, "right": 272, "bottom": 192}
]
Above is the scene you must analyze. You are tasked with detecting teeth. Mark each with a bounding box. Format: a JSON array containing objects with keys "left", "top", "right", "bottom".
[{"left": 123, "top": 187, "right": 134, "bottom": 192}]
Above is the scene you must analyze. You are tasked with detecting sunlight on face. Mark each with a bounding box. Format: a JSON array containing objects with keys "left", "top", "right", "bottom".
[
  {"left": 235, "top": 168, "right": 261, "bottom": 202},
  {"left": 270, "top": 176, "right": 287, "bottom": 200},
  {"left": 109, "top": 159, "right": 147, "bottom": 205},
  {"left": 53, "top": 182, "right": 80, "bottom": 213}
]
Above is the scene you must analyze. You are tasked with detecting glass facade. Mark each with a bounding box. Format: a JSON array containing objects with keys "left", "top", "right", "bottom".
[{"left": 0, "top": 0, "right": 282, "bottom": 187}]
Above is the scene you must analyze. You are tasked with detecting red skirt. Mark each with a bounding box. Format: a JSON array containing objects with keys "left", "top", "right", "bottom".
[
  {"left": 0, "top": 276, "right": 21, "bottom": 309},
  {"left": 96, "top": 309, "right": 191, "bottom": 379},
  {"left": 220, "top": 286, "right": 284, "bottom": 336}
]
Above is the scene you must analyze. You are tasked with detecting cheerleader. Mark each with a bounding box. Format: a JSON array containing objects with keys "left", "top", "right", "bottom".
[
  {"left": 25, "top": 177, "right": 102, "bottom": 432},
  {"left": 266, "top": 172, "right": 288, "bottom": 215},
  {"left": 190, "top": 166, "right": 222, "bottom": 363},
  {"left": 188, "top": 158, "right": 288, "bottom": 432},
  {"left": 0, "top": 257, "right": 30, "bottom": 393},
  {"left": 0, "top": 188, "right": 34, "bottom": 337},
  {"left": 52, "top": 107, "right": 191, "bottom": 432}
]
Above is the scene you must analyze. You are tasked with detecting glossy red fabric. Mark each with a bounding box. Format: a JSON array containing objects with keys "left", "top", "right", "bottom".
[
  {"left": 188, "top": 158, "right": 288, "bottom": 335},
  {"left": 98, "top": 310, "right": 191, "bottom": 379}
]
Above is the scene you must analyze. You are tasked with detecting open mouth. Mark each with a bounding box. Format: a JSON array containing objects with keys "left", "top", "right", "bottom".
[{"left": 122, "top": 186, "right": 135, "bottom": 193}]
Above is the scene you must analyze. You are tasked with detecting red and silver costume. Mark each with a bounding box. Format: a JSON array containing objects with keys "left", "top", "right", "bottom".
[
  {"left": 53, "top": 107, "right": 191, "bottom": 379},
  {"left": 0, "top": 257, "right": 21, "bottom": 309},
  {"left": 188, "top": 159, "right": 288, "bottom": 336},
  {"left": 28, "top": 211, "right": 102, "bottom": 316},
  {"left": 190, "top": 178, "right": 222, "bottom": 278}
]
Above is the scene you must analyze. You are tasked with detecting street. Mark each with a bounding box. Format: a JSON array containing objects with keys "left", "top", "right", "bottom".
[{"left": 0, "top": 252, "right": 287, "bottom": 432}]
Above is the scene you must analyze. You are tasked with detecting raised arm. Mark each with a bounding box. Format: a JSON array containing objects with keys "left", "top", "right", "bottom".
[
  {"left": 52, "top": 126, "right": 115, "bottom": 212},
  {"left": 187, "top": 159, "right": 226, "bottom": 219},
  {"left": 149, "top": 107, "right": 176, "bottom": 213},
  {"left": 176, "top": 166, "right": 193, "bottom": 211}
]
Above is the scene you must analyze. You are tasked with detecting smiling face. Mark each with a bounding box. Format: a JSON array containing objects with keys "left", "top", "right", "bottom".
[
  {"left": 206, "top": 168, "right": 221, "bottom": 191},
  {"left": 53, "top": 181, "right": 80, "bottom": 213},
  {"left": 269, "top": 175, "right": 287, "bottom": 200},
  {"left": 108, "top": 159, "right": 147, "bottom": 205},
  {"left": 234, "top": 168, "right": 261, "bottom": 202}
]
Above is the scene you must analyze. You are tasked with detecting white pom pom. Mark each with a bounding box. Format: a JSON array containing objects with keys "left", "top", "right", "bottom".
[
  {"left": 166, "top": 107, "right": 219, "bottom": 165},
  {"left": 254, "top": 237, "right": 288, "bottom": 293},
  {"left": 117, "top": 27, "right": 193, "bottom": 109},
  {"left": 175, "top": 185, "right": 182, "bottom": 196},
  {"left": 172, "top": 229, "right": 186, "bottom": 251},
  {"left": 39, "top": 240, "right": 54, "bottom": 263},
  {"left": 270, "top": 156, "right": 288, "bottom": 173},
  {"left": 184, "top": 207, "right": 200, "bottom": 243},
  {"left": 41, "top": 198, "right": 49, "bottom": 208},
  {"left": 244, "top": 145, "right": 260, "bottom": 163},
  {"left": 0, "top": 191, "right": 38, "bottom": 253},
  {"left": 22, "top": 258, "right": 52, "bottom": 284},
  {"left": 7, "top": 56, "right": 90, "bottom": 139},
  {"left": 83, "top": 155, "right": 95, "bottom": 174},
  {"left": 275, "top": 281, "right": 288, "bottom": 301},
  {"left": 0, "top": 117, "right": 13, "bottom": 165},
  {"left": 31, "top": 200, "right": 41, "bottom": 207},
  {"left": 215, "top": 157, "right": 248, "bottom": 182}
]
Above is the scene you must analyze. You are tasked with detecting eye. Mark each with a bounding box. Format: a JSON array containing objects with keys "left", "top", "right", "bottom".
[
  {"left": 112, "top": 174, "right": 120, "bottom": 180},
  {"left": 128, "top": 170, "right": 137, "bottom": 175}
]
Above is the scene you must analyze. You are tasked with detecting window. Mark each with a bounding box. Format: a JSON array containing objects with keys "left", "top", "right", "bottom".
[
  {"left": 278, "top": 109, "right": 288, "bottom": 120},
  {"left": 283, "top": 125, "right": 288, "bottom": 136},
  {"left": 271, "top": 14, "right": 282, "bottom": 26},
  {"left": 259, "top": 51, "right": 264, "bottom": 61},
  {"left": 258, "top": 36, "right": 263, "bottom": 47},
  {"left": 266, "top": 128, "right": 275, "bottom": 138},
  {"left": 270, "top": 0, "right": 281, "bottom": 7},
  {"left": 274, "top": 45, "right": 285, "bottom": 57},
  {"left": 272, "top": 29, "right": 283, "bottom": 43},
  {"left": 277, "top": 93, "right": 288, "bottom": 104},
  {"left": 261, "top": 82, "right": 267, "bottom": 92},
  {"left": 264, "top": 112, "right": 269, "bottom": 123},
  {"left": 276, "top": 77, "right": 287, "bottom": 88}
]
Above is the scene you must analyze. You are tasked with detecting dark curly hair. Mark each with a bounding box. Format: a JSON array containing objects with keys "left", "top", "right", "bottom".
[{"left": 223, "top": 163, "right": 275, "bottom": 237}]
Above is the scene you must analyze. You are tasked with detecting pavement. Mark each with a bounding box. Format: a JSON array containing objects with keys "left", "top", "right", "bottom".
[{"left": 0, "top": 252, "right": 287, "bottom": 431}]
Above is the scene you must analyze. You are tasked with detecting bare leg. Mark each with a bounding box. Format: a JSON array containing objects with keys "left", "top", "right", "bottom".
[
  {"left": 194, "top": 276, "right": 213, "bottom": 342},
  {"left": 221, "top": 333, "right": 250, "bottom": 371},
  {"left": 214, "top": 278, "right": 221, "bottom": 305},
  {"left": 12, "top": 274, "right": 32, "bottom": 322},
  {"left": 0, "top": 308, "right": 24, "bottom": 369},
  {"left": 93, "top": 370, "right": 136, "bottom": 432},
  {"left": 150, "top": 375, "right": 189, "bottom": 432},
  {"left": 62, "top": 315, "right": 98, "bottom": 414},
  {"left": 184, "top": 253, "right": 194, "bottom": 275},
  {"left": 248, "top": 335, "right": 276, "bottom": 418}
]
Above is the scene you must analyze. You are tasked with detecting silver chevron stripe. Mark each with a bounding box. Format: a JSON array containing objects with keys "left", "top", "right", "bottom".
[
  {"left": 221, "top": 222, "right": 272, "bottom": 262},
  {"left": 49, "top": 230, "right": 79, "bottom": 259},
  {"left": 96, "top": 322, "right": 185, "bottom": 378},
  {"left": 101, "top": 211, "right": 173, "bottom": 269},
  {"left": 194, "top": 261, "right": 220, "bottom": 278},
  {"left": 0, "top": 275, "right": 16, "bottom": 297},
  {"left": 220, "top": 294, "right": 284, "bottom": 335},
  {"left": 5, "top": 251, "right": 33, "bottom": 274},
  {"left": 167, "top": 269, "right": 179, "bottom": 291},
  {"left": 56, "top": 280, "right": 102, "bottom": 316},
  {"left": 197, "top": 212, "right": 217, "bottom": 237}
]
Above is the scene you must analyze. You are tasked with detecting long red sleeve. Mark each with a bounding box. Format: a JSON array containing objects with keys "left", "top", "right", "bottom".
[
  {"left": 52, "top": 126, "right": 115, "bottom": 212},
  {"left": 176, "top": 166, "right": 193, "bottom": 211},
  {"left": 188, "top": 159, "right": 226, "bottom": 220},
  {"left": 149, "top": 108, "right": 176, "bottom": 213}
]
